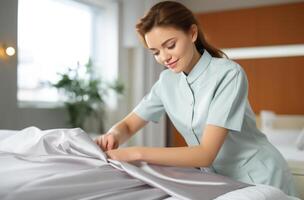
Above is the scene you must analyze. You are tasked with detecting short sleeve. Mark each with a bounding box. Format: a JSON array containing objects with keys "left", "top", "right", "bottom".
[
  {"left": 132, "top": 80, "right": 165, "bottom": 123},
  {"left": 206, "top": 68, "right": 248, "bottom": 132}
]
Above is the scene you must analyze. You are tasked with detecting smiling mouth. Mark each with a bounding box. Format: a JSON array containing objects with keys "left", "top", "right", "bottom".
[{"left": 166, "top": 59, "right": 179, "bottom": 68}]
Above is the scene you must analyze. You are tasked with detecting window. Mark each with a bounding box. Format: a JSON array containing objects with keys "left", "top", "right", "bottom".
[{"left": 17, "top": 0, "right": 118, "bottom": 107}]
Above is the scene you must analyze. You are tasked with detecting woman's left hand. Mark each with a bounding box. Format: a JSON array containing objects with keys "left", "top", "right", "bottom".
[{"left": 106, "top": 147, "right": 143, "bottom": 162}]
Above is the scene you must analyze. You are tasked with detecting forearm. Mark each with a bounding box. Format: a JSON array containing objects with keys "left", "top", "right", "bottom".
[
  {"left": 140, "top": 146, "right": 214, "bottom": 168},
  {"left": 108, "top": 121, "right": 132, "bottom": 145},
  {"left": 107, "top": 113, "right": 148, "bottom": 146}
]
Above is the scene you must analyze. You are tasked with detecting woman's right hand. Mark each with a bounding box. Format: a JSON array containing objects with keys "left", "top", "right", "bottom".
[
  {"left": 94, "top": 112, "right": 147, "bottom": 151},
  {"left": 95, "top": 132, "right": 119, "bottom": 151}
]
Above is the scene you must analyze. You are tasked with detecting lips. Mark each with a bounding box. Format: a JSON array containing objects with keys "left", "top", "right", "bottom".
[{"left": 166, "top": 59, "right": 179, "bottom": 69}]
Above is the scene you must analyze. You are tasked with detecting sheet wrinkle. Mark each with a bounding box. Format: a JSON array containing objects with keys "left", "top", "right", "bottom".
[
  {"left": 76, "top": 186, "right": 169, "bottom": 200},
  {"left": 3, "top": 172, "right": 66, "bottom": 199},
  {"left": 3, "top": 166, "right": 150, "bottom": 200}
]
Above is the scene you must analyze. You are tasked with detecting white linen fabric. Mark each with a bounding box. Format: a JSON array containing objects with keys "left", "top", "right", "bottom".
[{"left": 0, "top": 127, "right": 298, "bottom": 200}]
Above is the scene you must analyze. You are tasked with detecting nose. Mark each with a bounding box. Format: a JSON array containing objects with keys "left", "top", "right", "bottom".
[{"left": 160, "top": 51, "right": 172, "bottom": 64}]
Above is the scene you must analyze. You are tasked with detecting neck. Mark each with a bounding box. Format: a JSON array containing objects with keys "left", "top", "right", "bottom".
[{"left": 183, "top": 49, "right": 202, "bottom": 75}]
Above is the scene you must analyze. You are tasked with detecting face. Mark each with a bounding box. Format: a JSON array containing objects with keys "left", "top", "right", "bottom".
[{"left": 145, "top": 25, "right": 200, "bottom": 74}]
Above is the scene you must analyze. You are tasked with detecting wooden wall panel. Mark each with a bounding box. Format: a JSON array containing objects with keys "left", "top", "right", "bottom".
[
  {"left": 237, "top": 57, "right": 304, "bottom": 115},
  {"left": 171, "top": 124, "right": 187, "bottom": 147},
  {"left": 197, "top": 2, "right": 304, "bottom": 48}
]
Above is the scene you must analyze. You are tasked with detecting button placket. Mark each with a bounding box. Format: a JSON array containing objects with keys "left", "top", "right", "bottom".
[{"left": 186, "top": 81, "right": 200, "bottom": 145}]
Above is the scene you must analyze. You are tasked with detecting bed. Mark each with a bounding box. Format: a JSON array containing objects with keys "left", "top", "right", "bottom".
[
  {"left": 263, "top": 127, "right": 304, "bottom": 199},
  {"left": 0, "top": 127, "right": 300, "bottom": 200}
]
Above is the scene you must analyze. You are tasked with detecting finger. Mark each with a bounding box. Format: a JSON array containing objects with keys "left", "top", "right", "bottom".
[
  {"left": 95, "top": 133, "right": 107, "bottom": 147},
  {"left": 95, "top": 137, "right": 101, "bottom": 145},
  {"left": 105, "top": 151, "right": 111, "bottom": 159},
  {"left": 113, "top": 140, "right": 119, "bottom": 149},
  {"left": 97, "top": 136, "right": 104, "bottom": 147},
  {"left": 101, "top": 135, "right": 108, "bottom": 151},
  {"left": 105, "top": 150, "right": 116, "bottom": 160},
  {"left": 107, "top": 137, "right": 114, "bottom": 150},
  {"left": 94, "top": 137, "right": 99, "bottom": 147}
]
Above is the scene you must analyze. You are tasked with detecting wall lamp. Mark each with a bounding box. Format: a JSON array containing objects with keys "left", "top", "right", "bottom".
[{"left": 0, "top": 44, "right": 16, "bottom": 61}]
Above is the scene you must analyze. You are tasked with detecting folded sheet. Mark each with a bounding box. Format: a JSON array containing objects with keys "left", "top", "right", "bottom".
[{"left": 0, "top": 127, "right": 250, "bottom": 200}]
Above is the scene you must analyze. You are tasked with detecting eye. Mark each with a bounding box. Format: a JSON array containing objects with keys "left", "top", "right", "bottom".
[
  {"left": 167, "top": 43, "right": 176, "bottom": 49},
  {"left": 152, "top": 51, "right": 159, "bottom": 56}
]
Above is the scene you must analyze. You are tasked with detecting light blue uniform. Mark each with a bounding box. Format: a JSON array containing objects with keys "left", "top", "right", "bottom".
[{"left": 133, "top": 50, "right": 297, "bottom": 196}]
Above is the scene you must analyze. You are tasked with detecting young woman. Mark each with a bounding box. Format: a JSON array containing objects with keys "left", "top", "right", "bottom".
[{"left": 95, "top": 1, "right": 297, "bottom": 196}]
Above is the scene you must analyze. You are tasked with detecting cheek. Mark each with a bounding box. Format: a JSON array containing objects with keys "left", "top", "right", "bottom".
[
  {"left": 154, "top": 56, "right": 163, "bottom": 65},
  {"left": 177, "top": 42, "right": 193, "bottom": 63},
  {"left": 178, "top": 40, "right": 192, "bottom": 56}
]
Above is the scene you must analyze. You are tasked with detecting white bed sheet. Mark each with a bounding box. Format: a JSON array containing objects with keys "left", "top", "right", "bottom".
[{"left": 0, "top": 127, "right": 299, "bottom": 200}]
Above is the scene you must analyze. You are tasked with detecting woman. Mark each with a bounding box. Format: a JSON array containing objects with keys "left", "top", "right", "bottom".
[{"left": 95, "top": 1, "right": 297, "bottom": 196}]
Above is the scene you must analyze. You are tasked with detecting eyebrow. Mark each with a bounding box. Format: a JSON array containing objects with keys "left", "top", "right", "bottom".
[{"left": 148, "top": 38, "right": 176, "bottom": 51}]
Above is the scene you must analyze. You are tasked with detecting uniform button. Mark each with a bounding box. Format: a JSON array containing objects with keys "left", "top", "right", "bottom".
[{"left": 190, "top": 101, "right": 193, "bottom": 105}]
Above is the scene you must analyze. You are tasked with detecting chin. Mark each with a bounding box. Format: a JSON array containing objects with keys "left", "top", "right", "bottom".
[{"left": 171, "top": 68, "right": 182, "bottom": 73}]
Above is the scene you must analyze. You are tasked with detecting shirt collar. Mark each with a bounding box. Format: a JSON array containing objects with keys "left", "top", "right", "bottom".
[{"left": 181, "top": 50, "right": 212, "bottom": 84}]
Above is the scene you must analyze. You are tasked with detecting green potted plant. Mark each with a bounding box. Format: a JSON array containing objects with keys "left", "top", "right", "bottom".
[{"left": 52, "top": 59, "right": 124, "bottom": 133}]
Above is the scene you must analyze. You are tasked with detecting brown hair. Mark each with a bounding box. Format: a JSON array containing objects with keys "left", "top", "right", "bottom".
[{"left": 135, "top": 1, "right": 226, "bottom": 58}]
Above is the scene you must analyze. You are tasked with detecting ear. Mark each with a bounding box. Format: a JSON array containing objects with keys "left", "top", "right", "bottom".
[{"left": 189, "top": 24, "right": 198, "bottom": 43}]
